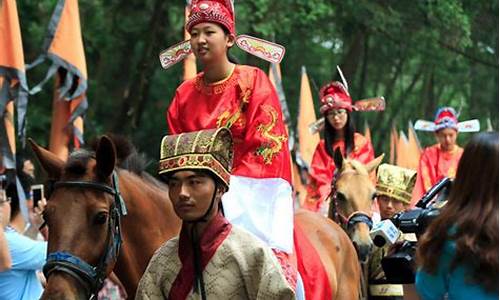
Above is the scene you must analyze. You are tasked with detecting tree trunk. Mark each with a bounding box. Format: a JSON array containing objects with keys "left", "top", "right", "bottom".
[{"left": 112, "top": 0, "right": 168, "bottom": 133}]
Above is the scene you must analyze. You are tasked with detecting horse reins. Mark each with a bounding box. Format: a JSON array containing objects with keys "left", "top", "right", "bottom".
[{"left": 43, "top": 171, "right": 128, "bottom": 299}]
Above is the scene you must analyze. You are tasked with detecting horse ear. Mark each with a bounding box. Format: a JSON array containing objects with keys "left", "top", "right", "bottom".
[
  {"left": 29, "top": 138, "right": 64, "bottom": 179},
  {"left": 333, "top": 147, "right": 344, "bottom": 169},
  {"left": 95, "top": 136, "right": 116, "bottom": 180},
  {"left": 365, "top": 153, "right": 385, "bottom": 174}
]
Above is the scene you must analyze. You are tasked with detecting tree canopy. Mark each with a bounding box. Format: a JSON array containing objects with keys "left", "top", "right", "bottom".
[{"left": 17, "top": 0, "right": 498, "bottom": 172}]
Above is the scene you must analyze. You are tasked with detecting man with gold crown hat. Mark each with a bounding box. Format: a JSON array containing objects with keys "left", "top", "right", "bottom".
[
  {"left": 411, "top": 107, "right": 480, "bottom": 206},
  {"left": 159, "top": 0, "right": 301, "bottom": 295},
  {"left": 136, "top": 128, "right": 295, "bottom": 299},
  {"left": 368, "top": 164, "right": 417, "bottom": 300},
  {"left": 304, "top": 67, "right": 385, "bottom": 213}
]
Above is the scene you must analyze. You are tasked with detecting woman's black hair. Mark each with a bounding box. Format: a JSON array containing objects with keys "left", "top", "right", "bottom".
[
  {"left": 6, "top": 180, "right": 19, "bottom": 220},
  {"left": 323, "top": 112, "right": 356, "bottom": 158},
  {"left": 221, "top": 26, "right": 240, "bottom": 64}
]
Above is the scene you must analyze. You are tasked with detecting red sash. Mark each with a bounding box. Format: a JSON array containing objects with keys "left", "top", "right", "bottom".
[{"left": 168, "top": 213, "right": 232, "bottom": 299}]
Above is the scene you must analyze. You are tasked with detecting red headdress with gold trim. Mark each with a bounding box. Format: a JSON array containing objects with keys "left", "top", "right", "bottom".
[
  {"left": 319, "top": 66, "right": 385, "bottom": 115},
  {"left": 159, "top": 0, "right": 285, "bottom": 69},
  {"left": 319, "top": 81, "right": 353, "bottom": 113},
  {"left": 414, "top": 106, "right": 480, "bottom": 133},
  {"left": 308, "top": 66, "right": 385, "bottom": 134},
  {"left": 186, "top": 0, "right": 235, "bottom": 35}
]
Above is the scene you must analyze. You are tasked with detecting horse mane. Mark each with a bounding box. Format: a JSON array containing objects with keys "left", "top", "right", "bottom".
[
  {"left": 88, "top": 134, "right": 149, "bottom": 175},
  {"left": 64, "top": 135, "right": 165, "bottom": 189},
  {"left": 65, "top": 149, "right": 95, "bottom": 175},
  {"left": 339, "top": 159, "right": 368, "bottom": 176}
]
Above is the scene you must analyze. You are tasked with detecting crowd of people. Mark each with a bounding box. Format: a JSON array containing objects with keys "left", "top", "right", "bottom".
[{"left": 0, "top": 0, "right": 498, "bottom": 299}]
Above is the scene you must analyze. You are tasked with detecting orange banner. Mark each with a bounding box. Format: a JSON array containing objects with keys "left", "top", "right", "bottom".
[
  {"left": 48, "top": 0, "right": 87, "bottom": 79},
  {"left": 297, "top": 66, "right": 319, "bottom": 167},
  {"left": 39, "top": 0, "right": 88, "bottom": 160},
  {"left": 405, "top": 122, "right": 421, "bottom": 170},
  {"left": 389, "top": 125, "right": 398, "bottom": 164},
  {"left": 364, "top": 120, "right": 372, "bottom": 144},
  {"left": 0, "top": 0, "right": 29, "bottom": 169},
  {"left": 0, "top": 0, "right": 24, "bottom": 71}
]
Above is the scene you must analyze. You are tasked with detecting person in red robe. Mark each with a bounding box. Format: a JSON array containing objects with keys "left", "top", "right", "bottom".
[
  {"left": 303, "top": 78, "right": 383, "bottom": 213},
  {"left": 161, "top": 0, "right": 302, "bottom": 297},
  {"left": 411, "top": 107, "right": 480, "bottom": 206}
]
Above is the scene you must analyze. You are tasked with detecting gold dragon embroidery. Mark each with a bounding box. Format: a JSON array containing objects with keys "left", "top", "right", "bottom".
[
  {"left": 256, "top": 105, "right": 287, "bottom": 165},
  {"left": 216, "top": 74, "right": 252, "bottom": 129}
]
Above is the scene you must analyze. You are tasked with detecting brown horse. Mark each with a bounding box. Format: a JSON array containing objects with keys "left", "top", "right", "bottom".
[
  {"left": 31, "top": 136, "right": 181, "bottom": 299},
  {"left": 294, "top": 209, "right": 361, "bottom": 299},
  {"left": 329, "top": 148, "right": 384, "bottom": 262},
  {"left": 32, "top": 136, "right": 362, "bottom": 299}
]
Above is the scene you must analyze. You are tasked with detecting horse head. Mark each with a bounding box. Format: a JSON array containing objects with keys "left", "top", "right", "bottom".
[
  {"left": 32, "top": 136, "right": 125, "bottom": 300},
  {"left": 329, "top": 148, "right": 384, "bottom": 263}
]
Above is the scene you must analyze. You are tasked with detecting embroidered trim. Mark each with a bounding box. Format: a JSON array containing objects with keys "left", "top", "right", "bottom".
[
  {"left": 216, "top": 67, "right": 252, "bottom": 129},
  {"left": 256, "top": 105, "right": 287, "bottom": 165},
  {"left": 159, "top": 153, "right": 230, "bottom": 186},
  {"left": 194, "top": 69, "right": 239, "bottom": 95},
  {"left": 186, "top": 2, "right": 235, "bottom": 34}
]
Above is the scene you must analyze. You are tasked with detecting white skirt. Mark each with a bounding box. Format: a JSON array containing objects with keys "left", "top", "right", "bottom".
[{"left": 222, "top": 175, "right": 294, "bottom": 253}]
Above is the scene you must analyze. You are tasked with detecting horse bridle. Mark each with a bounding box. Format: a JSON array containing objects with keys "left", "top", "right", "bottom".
[
  {"left": 329, "top": 170, "right": 373, "bottom": 232},
  {"left": 43, "top": 171, "right": 128, "bottom": 299}
]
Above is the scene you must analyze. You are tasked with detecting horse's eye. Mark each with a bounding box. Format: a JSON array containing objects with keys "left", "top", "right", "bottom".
[
  {"left": 336, "top": 192, "right": 346, "bottom": 201},
  {"left": 372, "top": 193, "right": 378, "bottom": 201},
  {"left": 94, "top": 212, "right": 108, "bottom": 225}
]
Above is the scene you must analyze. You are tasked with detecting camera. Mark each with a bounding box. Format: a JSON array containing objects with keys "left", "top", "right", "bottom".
[{"left": 380, "top": 177, "right": 452, "bottom": 284}]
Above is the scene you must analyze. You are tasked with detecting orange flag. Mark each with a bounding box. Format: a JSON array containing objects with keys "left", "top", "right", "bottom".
[
  {"left": 389, "top": 125, "right": 398, "bottom": 164},
  {"left": 364, "top": 120, "right": 372, "bottom": 145},
  {"left": 0, "top": 0, "right": 31, "bottom": 221},
  {"left": 297, "top": 66, "right": 319, "bottom": 167},
  {"left": 0, "top": 0, "right": 29, "bottom": 169},
  {"left": 29, "top": 0, "right": 87, "bottom": 160},
  {"left": 183, "top": 4, "right": 197, "bottom": 81},
  {"left": 405, "top": 121, "right": 422, "bottom": 170}
]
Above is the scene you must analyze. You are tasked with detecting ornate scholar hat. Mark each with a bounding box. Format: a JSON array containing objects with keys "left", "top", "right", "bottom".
[
  {"left": 376, "top": 164, "right": 417, "bottom": 205},
  {"left": 186, "top": 0, "right": 235, "bottom": 35},
  {"left": 414, "top": 106, "right": 480, "bottom": 133},
  {"left": 159, "top": 128, "right": 233, "bottom": 188}
]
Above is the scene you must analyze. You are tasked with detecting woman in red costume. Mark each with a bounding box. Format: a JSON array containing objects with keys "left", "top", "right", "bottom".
[
  {"left": 411, "top": 107, "right": 480, "bottom": 206},
  {"left": 161, "top": 0, "right": 302, "bottom": 297},
  {"left": 304, "top": 78, "right": 384, "bottom": 213}
]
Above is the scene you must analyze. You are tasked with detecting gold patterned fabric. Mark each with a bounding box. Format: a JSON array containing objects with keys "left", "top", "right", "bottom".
[
  {"left": 159, "top": 128, "right": 233, "bottom": 187},
  {"left": 376, "top": 164, "right": 417, "bottom": 204}
]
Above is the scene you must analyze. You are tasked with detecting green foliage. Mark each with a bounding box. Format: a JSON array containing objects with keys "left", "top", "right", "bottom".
[{"left": 15, "top": 0, "right": 498, "bottom": 171}]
